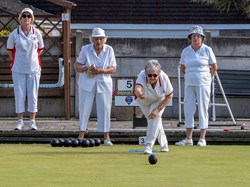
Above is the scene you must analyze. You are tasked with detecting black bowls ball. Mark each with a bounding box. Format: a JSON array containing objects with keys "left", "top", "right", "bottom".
[
  {"left": 57, "top": 138, "right": 64, "bottom": 147},
  {"left": 148, "top": 154, "right": 157, "bottom": 165},
  {"left": 63, "top": 139, "right": 72, "bottom": 147},
  {"left": 50, "top": 139, "right": 60, "bottom": 147},
  {"left": 88, "top": 139, "right": 95, "bottom": 147},
  {"left": 71, "top": 139, "right": 79, "bottom": 147},
  {"left": 94, "top": 138, "right": 101, "bottom": 146},
  {"left": 81, "top": 139, "right": 90, "bottom": 147}
]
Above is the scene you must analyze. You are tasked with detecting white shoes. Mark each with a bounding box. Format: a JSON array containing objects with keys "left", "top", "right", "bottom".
[
  {"left": 175, "top": 138, "right": 207, "bottom": 146},
  {"left": 104, "top": 139, "right": 113, "bottom": 146},
  {"left": 14, "top": 121, "right": 24, "bottom": 130},
  {"left": 197, "top": 139, "right": 207, "bottom": 147},
  {"left": 29, "top": 121, "right": 37, "bottom": 130},
  {"left": 144, "top": 144, "right": 169, "bottom": 154},
  {"left": 14, "top": 120, "right": 38, "bottom": 130},
  {"left": 160, "top": 145, "right": 169, "bottom": 152},
  {"left": 144, "top": 144, "right": 152, "bottom": 154},
  {"left": 175, "top": 138, "right": 193, "bottom": 146}
]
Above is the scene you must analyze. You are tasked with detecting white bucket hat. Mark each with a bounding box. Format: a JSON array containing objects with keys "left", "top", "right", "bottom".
[
  {"left": 188, "top": 25, "right": 205, "bottom": 39},
  {"left": 90, "top": 27, "right": 107, "bottom": 38},
  {"left": 20, "top": 8, "right": 34, "bottom": 16}
]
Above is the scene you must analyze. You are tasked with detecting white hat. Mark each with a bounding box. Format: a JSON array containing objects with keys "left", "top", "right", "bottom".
[
  {"left": 90, "top": 27, "right": 107, "bottom": 38},
  {"left": 20, "top": 8, "right": 33, "bottom": 15},
  {"left": 188, "top": 25, "right": 205, "bottom": 39}
]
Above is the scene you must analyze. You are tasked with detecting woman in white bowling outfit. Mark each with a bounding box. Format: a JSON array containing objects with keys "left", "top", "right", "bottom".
[
  {"left": 175, "top": 25, "right": 217, "bottom": 147},
  {"left": 7, "top": 8, "right": 44, "bottom": 130},
  {"left": 134, "top": 60, "right": 173, "bottom": 154},
  {"left": 74, "top": 27, "right": 117, "bottom": 146}
]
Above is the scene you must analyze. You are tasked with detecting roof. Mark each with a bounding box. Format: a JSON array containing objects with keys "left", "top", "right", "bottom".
[
  {"left": 19, "top": 0, "right": 250, "bottom": 24},
  {"left": 0, "top": 0, "right": 51, "bottom": 15}
]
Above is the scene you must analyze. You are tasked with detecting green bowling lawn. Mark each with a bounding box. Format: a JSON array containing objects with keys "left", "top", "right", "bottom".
[{"left": 0, "top": 144, "right": 249, "bottom": 187}]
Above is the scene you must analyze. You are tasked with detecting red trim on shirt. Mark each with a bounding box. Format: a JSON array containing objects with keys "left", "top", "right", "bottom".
[
  {"left": 10, "top": 47, "right": 16, "bottom": 69},
  {"left": 159, "top": 77, "right": 162, "bottom": 87},
  {"left": 135, "top": 83, "right": 143, "bottom": 88},
  {"left": 166, "top": 91, "right": 174, "bottom": 97},
  {"left": 37, "top": 48, "right": 42, "bottom": 69}
]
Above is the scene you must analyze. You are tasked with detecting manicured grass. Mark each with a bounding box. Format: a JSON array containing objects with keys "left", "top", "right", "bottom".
[{"left": 0, "top": 144, "right": 250, "bottom": 187}]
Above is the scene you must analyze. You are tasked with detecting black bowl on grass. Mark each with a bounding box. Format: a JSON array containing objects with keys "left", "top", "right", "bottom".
[
  {"left": 71, "top": 139, "right": 79, "bottom": 147},
  {"left": 50, "top": 139, "right": 60, "bottom": 147},
  {"left": 57, "top": 138, "right": 64, "bottom": 147},
  {"left": 81, "top": 139, "right": 90, "bottom": 147},
  {"left": 88, "top": 139, "right": 95, "bottom": 147},
  {"left": 148, "top": 154, "right": 157, "bottom": 165},
  {"left": 94, "top": 138, "right": 101, "bottom": 146},
  {"left": 64, "top": 139, "right": 72, "bottom": 147}
]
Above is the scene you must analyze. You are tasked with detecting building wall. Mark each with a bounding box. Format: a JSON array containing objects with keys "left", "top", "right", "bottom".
[
  {"left": 1, "top": 34, "right": 249, "bottom": 119},
  {"left": 74, "top": 34, "right": 250, "bottom": 120}
]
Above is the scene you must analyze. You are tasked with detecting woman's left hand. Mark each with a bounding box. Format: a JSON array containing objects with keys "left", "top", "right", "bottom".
[
  {"left": 210, "top": 63, "right": 218, "bottom": 76},
  {"left": 92, "top": 67, "right": 104, "bottom": 75}
]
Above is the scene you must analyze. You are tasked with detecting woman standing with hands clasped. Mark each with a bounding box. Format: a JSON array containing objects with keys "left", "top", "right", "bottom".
[
  {"left": 175, "top": 25, "right": 217, "bottom": 147},
  {"left": 7, "top": 8, "right": 44, "bottom": 130},
  {"left": 134, "top": 60, "right": 173, "bottom": 154},
  {"left": 74, "top": 28, "right": 117, "bottom": 146}
]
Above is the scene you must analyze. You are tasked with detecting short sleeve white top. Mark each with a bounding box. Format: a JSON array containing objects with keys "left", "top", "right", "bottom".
[
  {"left": 180, "top": 44, "right": 217, "bottom": 86},
  {"left": 135, "top": 70, "right": 173, "bottom": 106},
  {"left": 7, "top": 26, "right": 44, "bottom": 74},
  {"left": 77, "top": 44, "right": 117, "bottom": 93}
]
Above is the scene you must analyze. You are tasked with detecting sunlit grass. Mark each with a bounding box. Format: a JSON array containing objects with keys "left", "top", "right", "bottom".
[{"left": 0, "top": 144, "right": 250, "bottom": 187}]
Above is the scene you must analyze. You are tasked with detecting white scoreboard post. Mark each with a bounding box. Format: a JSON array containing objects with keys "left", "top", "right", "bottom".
[{"left": 115, "top": 77, "right": 138, "bottom": 107}]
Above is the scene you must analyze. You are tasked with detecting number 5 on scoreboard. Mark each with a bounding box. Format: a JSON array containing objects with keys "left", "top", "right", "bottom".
[{"left": 117, "top": 79, "right": 134, "bottom": 92}]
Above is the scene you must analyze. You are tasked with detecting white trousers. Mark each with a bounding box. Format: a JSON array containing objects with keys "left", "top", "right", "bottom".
[
  {"left": 78, "top": 85, "right": 112, "bottom": 133},
  {"left": 137, "top": 98, "right": 168, "bottom": 148},
  {"left": 184, "top": 85, "right": 211, "bottom": 129},
  {"left": 12, "top": 72, "right": 40, "bottom": 113}
]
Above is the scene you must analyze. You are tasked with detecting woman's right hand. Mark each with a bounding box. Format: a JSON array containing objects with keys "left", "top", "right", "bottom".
[
  {"left": 137, "top": 92, "right": 146, "bottom": 99},
  {"left": 134, "top": 85, "right": 146, "bottom": 99},
  {"left": 74, "top": 62, "right": 88, "bottom": 73}
]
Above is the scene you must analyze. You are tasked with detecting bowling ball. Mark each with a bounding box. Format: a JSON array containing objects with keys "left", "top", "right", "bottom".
[
  {"left": 71, "top": 139, "right": 79, "bottom": 147},
  {"left": 78, "top": 138, "right": 84, "bottom": 146},
  {"left": 81, "top": 139, "right": 90, "bottom": 147},
  {"left": 64, "top": 139, "right": 72, "bottom": 147},
  {"left": 50, "top": 139, "right": 60, "bottom": 147},
  {"left": 57, "top": 138, "right": 64, "bottom": 147},
  {"left": 148, "top": 154, "right": 157, "bottom": 165},
  {"left": 88, "top": 139, "right": 95, "bottom": 147},
  {"left": 94, "top": 138, "right": 101, "bottom": 146}
]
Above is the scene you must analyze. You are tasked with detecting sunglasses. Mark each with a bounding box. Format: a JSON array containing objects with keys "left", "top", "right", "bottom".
[
  {"left": 147, "top": 74, "right": 158, "bottom": 78},
  {"left": 22, "top": 14, "right": 32, "bottom": 19}
]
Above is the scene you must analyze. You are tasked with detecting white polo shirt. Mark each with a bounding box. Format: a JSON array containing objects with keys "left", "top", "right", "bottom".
[
  {"left": 77, "top": 44, "right": 117, "bottom": 93},
  {"left": 7, "top": 26, "right": 44, "bottom": 74},
  {"left": 180, "top": 44, "right": 217, "bottom": 86},
  {"left": 135, "top": 70, "right": 173, "bottom": 106}
]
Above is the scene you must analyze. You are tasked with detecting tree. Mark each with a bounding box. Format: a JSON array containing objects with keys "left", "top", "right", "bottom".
[{"left": 191, "top": 0, "right": 250, "bottom": 18}]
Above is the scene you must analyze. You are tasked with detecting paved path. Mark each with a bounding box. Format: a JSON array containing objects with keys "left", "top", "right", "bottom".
[
  {"left": 0, "top": 117, "right": 249, "bottom": 131},
  {"left": 0, "top": 118, "right": 250, "bottom": 144}
]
